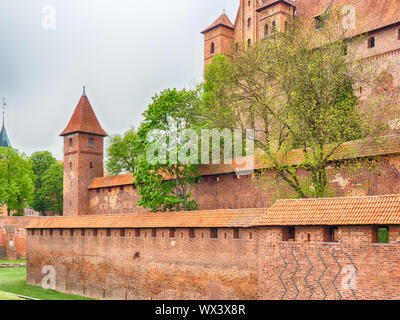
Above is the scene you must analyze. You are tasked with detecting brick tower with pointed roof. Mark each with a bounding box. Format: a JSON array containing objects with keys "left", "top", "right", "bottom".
[
  {"left": 201, "top": 12, "right": 235, "bottom": 65},
  {"left": 60, "top": 87, "right": 107, "bottom": 216}
]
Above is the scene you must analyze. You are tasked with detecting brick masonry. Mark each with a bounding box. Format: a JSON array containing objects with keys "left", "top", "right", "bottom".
[
  {"left": 26, "top": 224, "right": 400, "bottom": 300},
  {"left": 0, "top": 217, "right": 41, "bottom": 259},
  {"left": 87, "top": 155, "right": 400, "bottom": 214}
]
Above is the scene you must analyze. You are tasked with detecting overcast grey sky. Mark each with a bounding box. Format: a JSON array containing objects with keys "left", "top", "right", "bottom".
[{"left": 0, "top": 0, "right": 239, "bottom": 160}]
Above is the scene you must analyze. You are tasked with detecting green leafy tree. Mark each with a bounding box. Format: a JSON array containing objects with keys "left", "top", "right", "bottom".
[
  {"left": 41, "top": 162, "right": 64, "bottom": 215},
  {"left": 135, "top": 88, "right": 203, "bottom": 212},
  {"left": 29, "top": 151, "right": 57, "bottom": 215},
  {"left": 203, "top": 15, "right": 383, "bottom": 199},
  {"left": 0, "top": 147, "right": 35, "bottom": 216},
  {"left": 105, "top": 127, "right": 142, "bottom": 175}
]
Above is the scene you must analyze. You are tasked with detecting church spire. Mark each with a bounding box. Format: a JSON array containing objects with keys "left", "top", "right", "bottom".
[{"left": 0, "top": 97, "right": 11, "bottom": 148}]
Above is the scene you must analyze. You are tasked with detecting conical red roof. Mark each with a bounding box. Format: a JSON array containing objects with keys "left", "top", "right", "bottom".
[
  {"left": 60, "top": 92, "right": 107, "bottom": 137},
  {"left": 201, "top": 13, "right": 234, "bottom": 34}
]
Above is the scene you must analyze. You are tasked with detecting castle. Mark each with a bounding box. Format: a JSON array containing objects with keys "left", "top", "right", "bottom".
[{"left": 1, "top": 0, "right": 400, "bottom": 299}]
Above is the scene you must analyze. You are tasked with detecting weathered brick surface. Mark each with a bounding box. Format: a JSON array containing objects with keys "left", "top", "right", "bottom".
[
  {"left": 26, "top": 225, "right": 400, "bottom": 300},
  {"left": 63, "top": 133, "right": 104, "bottom": 217},
  {"left": 0, "top": 217, "right": 41, "bottom": 259},
  {"left": 87, "top": 155, "right": 400, "bottom": 214}
]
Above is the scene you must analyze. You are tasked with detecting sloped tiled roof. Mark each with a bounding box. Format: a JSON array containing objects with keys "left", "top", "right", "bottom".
[
  {"left": 88, "top": 134, "right": 400, "bottom": 189},
  {"left": 201, "top": 13, "right": 235, "bottom": 34},
  {"left": 25, "top": 195, "right": 400, "bottom": 229},
  {"left": 89, "top": 173, "right": 134, "bottom": 189},
  {"left": 255, "top": 194, "right": 400, "bottom": 226},
  {"left": 257, "top": 0, "right": 296, "bottom": 12},
  {"left": 60, "top": 93, "right": 107, "bottom": 137},
  {"left": 25, "top": 208, "right": 265, "bottom": 229}
]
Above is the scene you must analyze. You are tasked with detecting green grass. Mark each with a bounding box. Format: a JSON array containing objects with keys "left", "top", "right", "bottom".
[
  {"left": 0, "top": 291, "right": 25, "bottom": 300},
  {"left": 0, "top": 259, "right": 26, "bottom": 264},
  {"left": 0, "top": 268, "right": 94, "bottom": 300}
]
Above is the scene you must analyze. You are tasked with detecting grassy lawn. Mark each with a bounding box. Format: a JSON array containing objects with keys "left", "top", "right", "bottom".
[
  {"left": 0, "top": 268, "right": 94, "bottom": 300},
  {"left": 0, "top": 259, "right": 26, "bottom": 264},
  {"left": 0, "top": 291, "right": 25, "bottom": 300}
]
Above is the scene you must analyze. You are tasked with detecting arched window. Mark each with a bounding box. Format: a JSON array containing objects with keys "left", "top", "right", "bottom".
[
  {"left": 248, "top": 38, "right": 251, "bottom": 47},
  {"left": 248, "top": 18, "right": 251, "bottom": 30},
  {"left": 272, "top": 21, "right": 276, "bottom": 32},
  {"left": 211, "top": 42, "right": 215, "bottom": 54},
  {"left": 264, "top": 24, "right": 269, "bottom": 39}
]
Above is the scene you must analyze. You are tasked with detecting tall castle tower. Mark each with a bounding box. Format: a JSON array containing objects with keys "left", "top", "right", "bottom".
[
  {"left": 201, "top": 1, "right": 296, "bottom": 67},
  {"left": 201, "top": 12, "right": 235, "bottom": 65},
  {"left": 60, "top": 87, "right": 107, "bottom": 216}
]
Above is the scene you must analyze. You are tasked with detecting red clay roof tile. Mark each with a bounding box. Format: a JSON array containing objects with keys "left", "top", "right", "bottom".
[
  {"left": 201, "top": 13, "right": 235, "bottom": 34},
  {"left": 25, "top": 195, "right": 400, "bottom": 229},
  {"left": 256, "top": 194, "right": 400, "bottom": 226},
  {"left": 60, "top": 94, "right": 107, "bottom": 137}
]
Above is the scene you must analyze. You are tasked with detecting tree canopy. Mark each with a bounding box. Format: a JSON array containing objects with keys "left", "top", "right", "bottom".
[
  {"left": 134, "top": 88, "right": 203, "bottom": 212},
  {"left": 0, "top": 147, "right": 34, "bottom": 216},
  {"left": 203, "top": 16, "right": 381, "bottom": 198},
  {"left": 29, "top": 151, "right": 58, "bottom": 215}
]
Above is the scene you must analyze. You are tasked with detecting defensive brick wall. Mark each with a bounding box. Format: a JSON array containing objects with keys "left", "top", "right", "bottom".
[
  {"left": 0, "top": 217, "right": 42, "bottom": 259},
  {"left": 88, "top": 155, "right": 400, "bottom": 214},
  {"left": 26, "top": 224, "right": 400, "bottom": 300}
]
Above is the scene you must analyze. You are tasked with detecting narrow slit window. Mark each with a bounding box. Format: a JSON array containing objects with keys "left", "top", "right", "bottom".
[
  {"left": 210, "top": 228, "right": 218, "bottom": 239},
  {"left": 169, "top": 228, "right": 176, "bottom": 238},
  {"left": 81, "top": 229, "right": 85, "bottom": 237},
  {"left": 233, "top": 228, "right": 240, "bottom": 239},
  {"left": 152, "top": 228, "right": 157, "bottom": 238},
  {"left": 93, "top": 229, "right": 98, "bottom": 237},
  {"left": 135, "top": 229, "right": 140, "bottom": 238},
  {"left": 89, "top": 138, "right": 94, "bottom": 148},
  {"left": 106, "top": 229, "right": 111, "bottom": 237},
  {"left": 368, "top": 37, "right": 375, "bottom": 48},
  {"left": 264, "top": 24, "right": 269, "bottom": 39},
  {"left": 189, "top": 228, "right": 195, "bottom": 239},
  {"left": 211, "top": 42, "right": 215, "bottom": 54},
  {"left": 120, "top": 229, "right": 125, "bottom": 237}
]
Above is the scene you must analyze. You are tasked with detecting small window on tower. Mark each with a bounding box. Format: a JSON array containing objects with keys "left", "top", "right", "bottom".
[
  {"left": 264, "top": 24, "right": 269, "bottom": 39},
  {"left": 248, "top": 0, "right": 251, "bottom": 6},
  {"left": 248, "top": 18, "right": 251, "bottom": 30},
  {"left": 69, "top": 138, "right": 73, "bottom": 147},
  {"left": 368, "top": 37, "right": 375, "bottom": 48},
  {"left": 315, "top": 15, "right": 324, "bottom": 30},
  {"left": 211, "top": 42, "right": 215, "bottom": 54},
  {"left": 90, "top": 162, "right": 93, "bottom": 169},
  {"left": 89, "top": 138, "right": 94, "bottom": 148},
  {"left": 272, "top": 21, "right": 276, "bottom": 32},
  {"left": 248, "top": 39, "right": 251, "bottom": 47}
]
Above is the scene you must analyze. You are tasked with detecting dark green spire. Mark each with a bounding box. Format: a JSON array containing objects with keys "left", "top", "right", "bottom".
[{"left": 0, "top": 97, "right": 11, "bottom": 147}]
